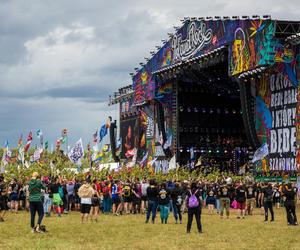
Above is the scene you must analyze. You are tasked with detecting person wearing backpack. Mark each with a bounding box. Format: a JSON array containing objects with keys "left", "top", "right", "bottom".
[
  {"left": 186, "top": 182, "right": 202, "bottom": 234},
  {"left": 158, "top": 183, "right": 170, "bottom": 224},
  {"left": 262, "top": 183, "right": 274, "bottom": 222},
  {"left": 123, "top": 182, "right": 132, "bottom": 214}
]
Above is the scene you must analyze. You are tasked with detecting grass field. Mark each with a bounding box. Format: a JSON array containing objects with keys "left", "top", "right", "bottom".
[{"left": 0, "top": 207, "right": 300, "bottom": 250}]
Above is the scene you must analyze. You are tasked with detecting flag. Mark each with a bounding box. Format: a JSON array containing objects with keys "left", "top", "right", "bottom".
[
  {"left": 140, "top": 152, "right": 148, "bottom": 167},
  {"left": 24, "top": 132, "right": 33, "bottom": 152},
  {"left": 190, "top": 147, "right": 195, "bottom": 161},
  {"left": 60, "top": 129, "right": 68, "bottom": 144},
  {"left": 168, "top": 155, "right": 176, "bottom": 170},
  {"left": 163, "top": 134, "right": 172, "bottom": 149},
  {"left": 93, "top": 151, "right": 103, "bottom": 162},
  {"left": 17, "top": 146, "right": 25, "bottom": 164},
  {"left": 36, "top": 129, "right": 42, "bottom": 139},
  {"left": 68, "top": 138, "right": 84, "bottom": 164},
  {"left": 4, "top": 140, "right": 9, "bottom": 149},
  {"left": 195, "top": 156, "right": 202, "bottom": 167},
  {"left": 102, "top": 144, "right": 110, "bottom": 152},
  {"left": 252, "top": 143, "right": 269, "bottom": 163},
  {"left": 125, "top": 148, "right": 135, "bottom": 158},
  {"left": 17, "top": 135, "right": 23, "bottom": 148},
  {"left": 56, "top": 139, "right": 61, "bottom": 150},
  {"left": 93, "top": 131, "right": 98, "bottom": 144},
  {"left": 31, "top": 148, "right": 43, "bottom": 162},
  {"left": 99, "top": 124, "right": 108, "bottom": 142},
  {"left": 45, "top": 141, "right": 49, "bottom": 150},
  {"left": 116, "top": 138, "right": 122, "bottom": 149}
]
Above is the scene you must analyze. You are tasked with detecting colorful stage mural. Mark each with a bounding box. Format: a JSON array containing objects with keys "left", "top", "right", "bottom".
[{"left": 114, "top": 17, "right": 300, "bottom": 172}]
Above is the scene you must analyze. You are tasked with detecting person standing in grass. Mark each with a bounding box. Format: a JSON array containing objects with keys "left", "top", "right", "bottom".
[
  {"left": 282, "top": 183, "right": 298, "bottom": 226},
  {"left": 0, "top": 175, "right": 7, "bottom": 222},
  {"left": 171, "top": 182, "right": 183, "bottom": 224},
  {"left": 78, "top": 178, "right": 94, "bottom": 223},
  {"left": 49, "top": 177, "right": 63, "bottom": 217},
  {"left": 261, "top": 183, "right": 274, "bottom": 222},
  {"left": 146, "top": 179, "right": 158, "bottom": 224},
  {"left": 28, "top": 172, "right": 46, "bottom": 233},
  {"left": 186, "top": 182, "right": 202, "bottom": 234},
  {"left": 218, "top": 182, "right": 231, "bottom": 219},
  {"left": 246, "top": 182, "right": 256, "bottom": 215},
  {"left": 235, "top": 181, "right": 246, "bottom": 219},
  {"left": 158, "top": 183, "right": 170, "bottom": 224}
]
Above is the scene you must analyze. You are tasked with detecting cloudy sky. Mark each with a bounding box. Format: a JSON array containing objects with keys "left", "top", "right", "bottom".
[{"left": 1, "top": 0, "right": 299, "bottom": 148}]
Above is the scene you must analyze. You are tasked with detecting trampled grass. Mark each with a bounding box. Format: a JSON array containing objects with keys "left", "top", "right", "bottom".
[{"left": 0, "top": 207, "right": 300, "bottom": 250}]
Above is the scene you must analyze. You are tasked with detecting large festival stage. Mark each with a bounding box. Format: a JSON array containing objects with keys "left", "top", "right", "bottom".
[{"left": 109, "top": 16, "right": 300, "bottom": 172}]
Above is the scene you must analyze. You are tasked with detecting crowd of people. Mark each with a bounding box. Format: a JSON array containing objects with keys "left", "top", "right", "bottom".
[{"left": 0, "top": 173, "right": 299, "bottom": 234}]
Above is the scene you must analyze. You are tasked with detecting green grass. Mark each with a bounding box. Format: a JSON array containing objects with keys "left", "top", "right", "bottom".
[{"left": 1, "top": 207, "right": 300, "bottom": 250}]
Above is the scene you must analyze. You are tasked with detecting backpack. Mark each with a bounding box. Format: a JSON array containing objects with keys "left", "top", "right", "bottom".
[
  {"left": 123, "top": 186, "right": 131, "bottom": 197},
  {"left": 188, "top": 190, "right": 199, "bottom": 208},
  {"left": 265, "top": 188, "right": 273, "bottom": 201},
  {"left": 160, "top": 189, "right": 167, "bottom": 199},
  {"left": 176, "top": 195, "right": 183, "bottom": 205}
]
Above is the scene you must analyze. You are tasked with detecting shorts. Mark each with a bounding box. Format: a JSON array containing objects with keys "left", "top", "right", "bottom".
[
  {"left": 11, "top": 193, "right": 19, "bottom": 201},
  {"left": 52, "top": 193, "right": 63, "bottom": 206},
  {"left": 75, "top": 195, "right": 81, "bottom": 204},
  {"left": 112, "top": 196, "right": 121, "bottom": 205},
  {"left": 68, "top": 194, "right": 75, "bottom": 203},
  {"left": 0, "top": 200, "right": 7, "bottom": 210},
  {"left": 236, "top": 201, "right": 246, "bottom": 210},
  {"left": 141, "top": 196, "right": 147, "bottom": 201},
  {"left": 274, "top": 197, "right": 280, "bottom": 203},
  {"left": 206, "top": 197, "right": 216, "bottom": 205},
  {"left": 80, "top": 204, "right": 91, "bottom": 214},
  {"left": 92, "top": 197, "right": 100, "bottom": 207},
  {"left": 124, "top": 197, "right": 132, "bottom": 203}
]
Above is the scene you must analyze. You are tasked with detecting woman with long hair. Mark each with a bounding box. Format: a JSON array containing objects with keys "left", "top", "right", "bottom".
[
  {"left": 90, "top": 184, "right": 100, "bottom": 222},
  {"left": 186, "top": 182, "right": 203, "bottom": 234}
]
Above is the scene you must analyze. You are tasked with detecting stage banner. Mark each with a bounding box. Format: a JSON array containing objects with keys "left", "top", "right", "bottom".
[
  {"left": 120, "top": 118, "right": 137, "bottom": 158},
  {"left": 268, "top": 64, "right": 298, "bottom": 171}
]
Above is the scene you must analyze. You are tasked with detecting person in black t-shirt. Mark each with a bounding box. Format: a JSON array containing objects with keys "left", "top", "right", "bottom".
[
  {"left": 218, "top": 184, "right": 231, "bottom": 219},
  {"left": 158, "top": 183, "right": 170, "bottom": 224},
  {"left": 0, "top": 176, "right": 7, "bottom": 222},
  {"left": 170, "top": 182, "right": 183, "bottom": 224},
  {"left": 235, "top": 182, "right": 246, "bottom": 219},
  {"left": 282, "top": 183, "right": 298, "bottom": 226},
  {"left": 246, "top": 183, "right": 256, "bottom": 215},
  {"left": 206, "top": 185, "right": 216, "bottom": 215},
  {"left": 262, "top": 183, "right": 274, "bottom": 222},
  {"left": 145, "top": 179, "right": 159, "bottom": 224}
]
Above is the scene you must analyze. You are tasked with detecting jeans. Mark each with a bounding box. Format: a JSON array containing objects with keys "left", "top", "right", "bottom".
[
  {"left": 285, "top": 205, "right": 297, "bottom": 224},
  {"left": 187, "top": 206, "right": 202, "bottom": 233},
  {"left": 146, "top": 200, "right": 158, "bottom": 222},
  {"left": 172, "top": 202, "right": 182, "bottom": 222},
  {"left": 263, "top": 200, "right": 274, "bottom": 221},
  {"left": 103, "top": 196, "right": 112, "bottom": 213},
  {"left": 43, "top": 195, "right": 52, "bottom": 214},
  {"left": 30, "top": 201, "right": 44, "bottom": 228},
  {"left": 159, "top": 204, "right": 169, "bottom": 223}
]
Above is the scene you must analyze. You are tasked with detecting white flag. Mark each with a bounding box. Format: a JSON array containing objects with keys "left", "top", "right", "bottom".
[
  {"left": 68, "top": 138, "right": 84, "bottom": 164},
  {"left": 168, "top": 155, "right": 176, "bottom": 170},
  {"left": 252, "top": 143, "right": 269, "bottom": 163}
]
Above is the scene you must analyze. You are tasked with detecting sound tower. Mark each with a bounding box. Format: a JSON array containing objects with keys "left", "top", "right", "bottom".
[
  {"left": 239, "top": 80, "right": 260, "bottom": 149},
  {"left": 109, "top": 119, "right": 120, "bottom": 162}
]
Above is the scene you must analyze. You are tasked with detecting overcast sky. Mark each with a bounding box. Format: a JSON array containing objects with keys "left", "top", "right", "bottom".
[{"left": 1, "top": 0, "right": 300, "bottom": 148}]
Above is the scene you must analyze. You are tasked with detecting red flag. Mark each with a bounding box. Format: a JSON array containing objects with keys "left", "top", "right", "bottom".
[{"left": 24, "top": 132, "right": 33, "bottom": 152}]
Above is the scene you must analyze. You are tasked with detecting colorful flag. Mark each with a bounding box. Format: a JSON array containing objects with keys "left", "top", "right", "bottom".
[
  {"left": 24, "top": 132, "right": 33, "bottom": 152},
  {"left": 125, "top": 148, "right": 135, "bottom": 158},
  {"left": 36, "top": 129, "right": 42, "bottom": 139},
  {"left": 140, "top": 152, "right": 148, "bottom": 167},
  {"left": 99, "top": 124, "right": 108, "bottom": 142},
  {"left": 252, "top": 143, "right": 269, "bottom": 163},
  {"left": 163, "top": 134, "right": 172, "bottom": 149},
  {"left": 45, "top": 141, "right": 49, "bottom": 150},
  {"left": 60, "top": 128, "right": 68, "bottom": 144},
  {"left": 4, "top": 140, "right": 9, "bottom": 149},
  {"left": 102, "top": 144, "right": 110, "bottom": 152},
  {"left": 68, "top": 138, "right": 84, "bottom": 164},
  {"left": 93, "top": 151, "right": 103, "bottom": 162},
  {"left": 168, "top": 155, "right": 176, "bottom": 170},
  {"left": 116, "top": 138, "right": 122, "bottom": 149},
  {"left": 30, "top": 148, "right": 43, "bottom": 162},
  {"left": 17, "top": 146, "right": 25, "bottom": 164},
  {"left": 17, "top": 135, "right": 23, "bottom": 148}
]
